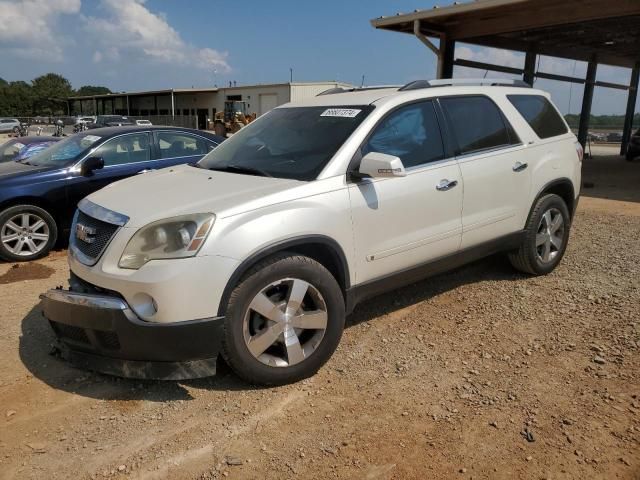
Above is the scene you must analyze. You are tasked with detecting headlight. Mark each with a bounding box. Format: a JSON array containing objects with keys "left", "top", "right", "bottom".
[{"left": 118, "top": 213, "right": 215, "bottom": 269}]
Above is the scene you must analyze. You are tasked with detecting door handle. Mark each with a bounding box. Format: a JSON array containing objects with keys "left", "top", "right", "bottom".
[
  {"left": 436, "top": 179, "right": 458, "bottom": 191},
  {"left": 512, "top": 162, "right": 528, "bottom": 172}
]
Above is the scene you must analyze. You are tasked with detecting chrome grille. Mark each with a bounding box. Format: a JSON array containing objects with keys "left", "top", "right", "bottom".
[{"left": 71, "top": 210, "right": 119, "bottom": 265}]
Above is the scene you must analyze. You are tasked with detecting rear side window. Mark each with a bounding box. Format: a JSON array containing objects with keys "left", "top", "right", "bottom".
[
  {"left": 440, "top": 96, "right": 516, "bottom": 155},
  {"left": 507, "top": 95, "right": 568, "bottom": 139},
  {"left": 157, "top": 132, "right": 208, "bottom": 158}
]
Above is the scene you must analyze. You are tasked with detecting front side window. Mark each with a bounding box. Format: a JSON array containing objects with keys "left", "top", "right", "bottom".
[
  {"left": 94, "top": 133, "right": 150, "bottom": 166},
  {"left": 197, "top": 106, "right": 373, "bottom": 180},
  {"left": 508, "top": 94, "right": 568, "bottom": 139},
  {"left": 157, "top": 132, "right": 207, "bottom": 159},
  {"left": 440, "top": 96, "right": 514, "bottom": 155},
  {"left": 363, "top": 100, "right": 445, "bottom": 168}
]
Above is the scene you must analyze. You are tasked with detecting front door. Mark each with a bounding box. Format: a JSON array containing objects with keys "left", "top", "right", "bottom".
[
  {"left": 66, "top": 132, "right": 156, "bottom": 213},
  {"left": 349, "top": 100, "right": 463, "bottom": 284}
]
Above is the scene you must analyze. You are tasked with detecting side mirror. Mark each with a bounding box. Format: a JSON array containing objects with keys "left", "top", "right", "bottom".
[
  {"left": 357, "top": 152, "right": 406, "bottom": 179},
  {"left": 81, "top": 156, "right": 104, "bottom": 176}
]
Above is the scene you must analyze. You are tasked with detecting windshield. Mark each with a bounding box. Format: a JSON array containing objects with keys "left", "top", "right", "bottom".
[
  {"left": 25, "top": 133, "right": 104, "bottom": 167},
  {"left": 197, "top": 106, "right": 373, "bottom": 180}
]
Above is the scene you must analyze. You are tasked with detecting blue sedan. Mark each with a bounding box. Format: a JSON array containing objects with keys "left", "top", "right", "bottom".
[{"left": 0, "top": 126, "right": 224, "bottom": 261}]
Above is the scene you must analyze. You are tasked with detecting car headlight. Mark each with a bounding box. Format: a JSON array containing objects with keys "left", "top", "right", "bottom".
[{"left": 118, "top": 213, "right": 215, "bottom": 269}]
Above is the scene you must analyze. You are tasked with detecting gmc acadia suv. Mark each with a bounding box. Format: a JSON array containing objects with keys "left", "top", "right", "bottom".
[{"left": 41, "top": 79, "right": 582, "bottom": 386}]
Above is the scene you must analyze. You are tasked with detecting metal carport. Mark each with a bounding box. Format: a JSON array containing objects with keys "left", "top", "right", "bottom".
[{"left": 371, "top": 0, "right": 640, "bottom": 154}]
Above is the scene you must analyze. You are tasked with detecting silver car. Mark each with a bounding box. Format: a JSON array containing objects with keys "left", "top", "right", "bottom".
[{"left": 0, "top": 118, "right": 21, "bottom": 133}]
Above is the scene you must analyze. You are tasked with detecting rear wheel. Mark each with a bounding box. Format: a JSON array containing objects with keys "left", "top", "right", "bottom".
[
  {"left": 221, "top": 254, "right": 345, "bottom": 385},
  {"left": 0, "top": 205, "right": 57, "bottom": 262},
  {"left": 508, "top": 194, "right": 570, "bottom": 275}
]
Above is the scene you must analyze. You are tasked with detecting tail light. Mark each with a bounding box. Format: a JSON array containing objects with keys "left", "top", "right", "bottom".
[{"left": 575, "top": 141, "right": 583, "bottom": 162}]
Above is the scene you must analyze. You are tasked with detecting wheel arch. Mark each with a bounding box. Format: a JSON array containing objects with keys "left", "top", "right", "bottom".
[
  {"left": 529, "top": 178, "right": 576, "bottom": 223},
  {"left": 217, "top": 235, "right": 351, "bottom": 317},
  {"left": 0, "top": 196, "right": 62, "bottom": 224}
]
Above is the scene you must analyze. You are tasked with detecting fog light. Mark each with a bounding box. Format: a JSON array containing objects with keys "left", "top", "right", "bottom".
[{"left": 130, "top": 293, "right": 157, "bottom": 320}]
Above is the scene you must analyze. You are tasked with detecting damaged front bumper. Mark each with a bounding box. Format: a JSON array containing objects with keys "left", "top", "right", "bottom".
[{"left": 40, "top": 287, "right": 224, "bottom": 380}]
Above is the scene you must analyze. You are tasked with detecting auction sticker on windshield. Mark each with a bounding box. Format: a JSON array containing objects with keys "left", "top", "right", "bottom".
[
  {"left": 81, "top": 135, "right": 102, "bottom": 147},
  {"left": 320, "top": 108, "right": 361, "bottom": 118}
]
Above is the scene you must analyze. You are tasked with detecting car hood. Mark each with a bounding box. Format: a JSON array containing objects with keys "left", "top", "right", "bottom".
[
  {"left": 86, "top": 164, "right": 302, "bottom": 227},
  {"left": 0, "top": 160, "right": 53, "bottom": 179}
]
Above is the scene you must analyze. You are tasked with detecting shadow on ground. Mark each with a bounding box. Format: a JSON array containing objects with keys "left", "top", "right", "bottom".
[
  {"left": 19, "top": 253, "right": 523, "bottom": 401},
  {"left": 582, "top": 154, "right": 640, "bottom": 203}
]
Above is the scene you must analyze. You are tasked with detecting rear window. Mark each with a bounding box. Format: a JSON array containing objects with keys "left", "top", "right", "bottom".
[
  {"left": 440, "top": 96, "right": 518, "bottom": 155},
  {"left": 507, "top": 95, "right": 568, "bottom": 139}
]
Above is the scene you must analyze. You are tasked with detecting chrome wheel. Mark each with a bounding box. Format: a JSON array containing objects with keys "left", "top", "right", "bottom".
[
  {"left": 243, "top": 278, "right": 328, "bottom": 367},
  {"left": 535, "top": 207, "right": 564, "bottom": 263},
  {"left": 1, "top": 213, "right": 50, "bottom": 256}
]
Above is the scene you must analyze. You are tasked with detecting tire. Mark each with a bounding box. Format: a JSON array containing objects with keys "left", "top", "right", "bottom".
[
  {"left": 12, "top": 126, "right": 19, "bottom": 134},
  {"left": 0, "top": 205, "right": 58, "bottom": 262},
  {"left": 508, "top": 194, "right": 571, "bottom": 275},
  {"left": 221, "top": 253, "right": 345, "bottom": 386}
]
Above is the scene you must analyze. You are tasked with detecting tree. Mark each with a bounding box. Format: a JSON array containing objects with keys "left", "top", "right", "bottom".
[
  {"left": 75, "top": 85, "right": 112, "bottom": 96},
  {"left": 0, "top": 81, "right": 34, "bottom": 117},
  {"left": 31, "top": 73, "right": 73, "bottom": 115}
]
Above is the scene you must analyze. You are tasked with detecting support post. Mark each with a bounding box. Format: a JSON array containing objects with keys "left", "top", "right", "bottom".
[
  {"left": 171, "top": 90, "right": 175, "bottom": 119},
  {"left": 126, "top": 95, "right": 130, "bottom": 116},
  {"left": 621, "top": 61, "right": 639, "bottom": 156},
  {"left": 440, "top": 38, "right": 455, "bottom": 79},
  {"left": 578, "top": 56, "right": 597, "bottom": 149},
  {"left": 154, "top": 95, "right": 158, "bottom": 116},
  {"left": 523, "top": 50, "right": 536, "bottom": 86}
]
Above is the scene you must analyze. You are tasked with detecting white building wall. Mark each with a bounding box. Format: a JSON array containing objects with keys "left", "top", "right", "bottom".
[
  {"left": 289, "top": 82, "right": 352, "bottom": 103},
  {"left": 214, "top": 84, "right": 291, "bottom": 116}
]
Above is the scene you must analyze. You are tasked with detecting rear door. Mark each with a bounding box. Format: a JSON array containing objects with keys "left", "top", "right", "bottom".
[
  {"left": 349, "top": 100, "right": 463, "bottom": 284},
  {"left": 439, "top": 95, "right": 531, "bottom": 249}
]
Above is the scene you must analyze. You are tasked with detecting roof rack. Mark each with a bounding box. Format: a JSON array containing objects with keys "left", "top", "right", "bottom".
[
  {"left": 316, "top": 85, "right": 401, "bottom": 96},
  {"left": 398, "top": 78, "right": 531, "bottom": 91}
]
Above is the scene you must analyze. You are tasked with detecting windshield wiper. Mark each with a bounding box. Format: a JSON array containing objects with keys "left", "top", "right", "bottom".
[{"left": 210, "top": 165, "right": 272, "bottom": 177}]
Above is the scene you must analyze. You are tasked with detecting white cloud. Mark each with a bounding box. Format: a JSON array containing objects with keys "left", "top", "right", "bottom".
[
  {"left": 0, "top": 0, "right": 81, "bottom": 61},
  {"left": 85, "top": 0, "right": 230, "bottom": 72}
]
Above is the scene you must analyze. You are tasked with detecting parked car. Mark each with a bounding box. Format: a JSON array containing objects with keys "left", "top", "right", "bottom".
[
  {"left": 0, "top": 126, "right": 224, "bottom": 261},
  {"left": 626, "top": 128, "right": 640, "bottom": 161},
  {"left": 135, "top": 119, "right": 153, "bottom": 126},
  {"left": 606, "top": 132, "right": 623, "bottom": 143},
  {"left": 0, "top": 118, "right": 21, "bottom": 133},
  {"left": 40, "top": 80, "right": 582, "bottom": 386},
  {"left": 0, "top": 136, "right": 60, "bottom": 163},
  {"left": 88, "top": 115, "right": 135, "bottom": 129}
]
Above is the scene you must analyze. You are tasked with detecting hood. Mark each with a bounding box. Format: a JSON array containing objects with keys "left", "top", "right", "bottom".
[
  {"left": 0, "top": 160, "right": 52, "bottom": 180},
  {"left": 87, "top": 164, "right": 301, "bottom": 227}
]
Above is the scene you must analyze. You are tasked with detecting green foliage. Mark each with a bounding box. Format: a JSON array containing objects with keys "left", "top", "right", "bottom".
[
  {"left": 75, "top": 85, "right": 112, "bottom": 96},
  {"left": 565, "top": 113, "right": 640, "bottom": 129},
  {"left": 31, "top": 73, "right": 74, "bottom": 115},
  {"left": 0, "top": 73, "right": 110, "bottom": 117}
]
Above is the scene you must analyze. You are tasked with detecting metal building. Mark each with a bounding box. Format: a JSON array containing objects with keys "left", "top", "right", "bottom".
[
  {"left": 371, "top": 0, "right": 640, "bottom": 154},
  {"left": 66, "top": 81, "right": 353, "bottom": 129}
]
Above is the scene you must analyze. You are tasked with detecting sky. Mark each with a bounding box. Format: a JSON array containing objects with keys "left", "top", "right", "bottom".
[{"left": 0, "top": 0, "right": 636, "bottom": 116}]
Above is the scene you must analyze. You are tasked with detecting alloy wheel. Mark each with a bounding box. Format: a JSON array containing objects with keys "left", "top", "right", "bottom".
[
  {"left": 243, "top": 278, "right": 328, "bottom": 367},
  {"left": 1, "top": 213, "right": 50, "bottom": 256},
  {"left": 535, "top": 207, "right": 565, "bottom": 263}
]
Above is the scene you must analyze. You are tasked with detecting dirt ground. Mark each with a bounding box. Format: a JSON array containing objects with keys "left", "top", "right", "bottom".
[{"left": 0, "top": 152, "right": 639, "bottom": 480}]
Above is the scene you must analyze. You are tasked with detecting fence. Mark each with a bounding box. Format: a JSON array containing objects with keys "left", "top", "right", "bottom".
[{"left": 12, "top": 115, "right": 199, "bottom": 129}]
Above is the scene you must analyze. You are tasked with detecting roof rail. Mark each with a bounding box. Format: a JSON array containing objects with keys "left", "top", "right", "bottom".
[
  {"left": 316, "top": 85, "right": 401, "bottom": 96},
  {"left": 399, "top": 78, "right": 531, "bottom": 91}
]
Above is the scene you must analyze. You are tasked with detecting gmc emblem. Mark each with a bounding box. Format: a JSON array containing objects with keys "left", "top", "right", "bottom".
[{"left": 76, "top": 223, "right": 96, "bottom": 244}]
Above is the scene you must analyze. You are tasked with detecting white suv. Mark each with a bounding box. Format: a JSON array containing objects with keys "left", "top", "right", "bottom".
[{"left": 41, "top": 79, "right": 582, "bottom": 385}]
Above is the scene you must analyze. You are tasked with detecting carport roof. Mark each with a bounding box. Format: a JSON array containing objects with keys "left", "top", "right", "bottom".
[{"left": 371, "top": 0, "right": 640, "bottom": 68}]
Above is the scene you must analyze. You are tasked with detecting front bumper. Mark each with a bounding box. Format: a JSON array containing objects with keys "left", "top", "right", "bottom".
[{"left": 41, "top": 288, "right": 225, "bottom": 380}]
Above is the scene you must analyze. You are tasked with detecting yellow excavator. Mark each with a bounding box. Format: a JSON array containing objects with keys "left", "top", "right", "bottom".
[{"left": 213, "top": 101, "right": 256, "bottom": 136}]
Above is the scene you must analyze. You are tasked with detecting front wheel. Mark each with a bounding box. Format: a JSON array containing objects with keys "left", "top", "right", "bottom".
[
  {"left": 0, "top": 205, "right": 58, "bottom": 262},
  {"left": 508, "top": 194, "right": 571, "bottom": 275},
  {"left": 221, "top": 254, "right": 345, "bottom": 385}
]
